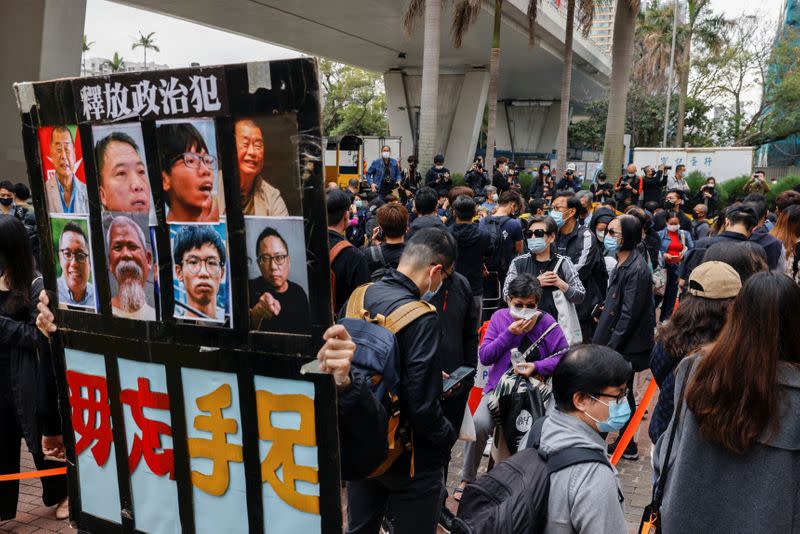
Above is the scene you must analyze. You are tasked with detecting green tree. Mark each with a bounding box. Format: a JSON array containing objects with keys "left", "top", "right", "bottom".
[
  {"left": 319, "top": 59, "right": 388, "bottom": 137},
  {"left": 102, "top": 52, "right": 126, "bottom": 73},
  {"left": 82, "top": 34, "right": 95, "bottom": 75},
  {"left": 131, "top": 31, "right": 160, "bottom": 70}
]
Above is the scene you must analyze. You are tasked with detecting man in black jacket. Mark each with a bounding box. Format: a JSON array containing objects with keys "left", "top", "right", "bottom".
[
  {"left": 449, "top": 195, "right": 493, "bottom": 321},
  {"left": 551, "top": 192, "right": 606, "bottom": 341},
  {"left": 653, "top": 190, "right": 692, "bottom": 232},
  {"left": 407, "top": 187, "right": 447, "bottom": 239},
  {"left": 465, "top": 158, "right": 489, "bottom": 194},
  {"left": 345, "top": 228, "right": 458, "bottom": 534},
  {"left": 327, "top": 189, "right": 370, "bottom": 313},
  {"left": 744, "top": 196, "right": 785, "bottom": 271},
  {"left": 425, "top": 154, "right": 452, "bottom": 197},
  {"left": 492, "top": 157, "right": 510, "bottom": 193}
]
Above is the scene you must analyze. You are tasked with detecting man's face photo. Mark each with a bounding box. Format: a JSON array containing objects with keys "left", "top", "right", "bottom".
[
  {"left": 176, "top": 243, "right": 224, "bottom": 311},
  {"left": 99, "top": 139, "right": 151, "bottom": 214},
  {"left": 257, "top": 235, "right": 290, "bottom": 293},
  {"left": 50, "top": 128, "right": 76, "bottom": 182},
  {"left": 235, "top": 119, "right": 265, "bottom": 184},
  {"left": 108, "top": 219, "right": 152, "bottom": 312},
  {"left": 60, "top": 229, "right": 90, "bottom": 299}
]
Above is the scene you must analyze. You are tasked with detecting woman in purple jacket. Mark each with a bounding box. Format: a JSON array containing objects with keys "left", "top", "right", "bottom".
[{"left": 455, "top": 273, "right": 568, "bottom": 500}]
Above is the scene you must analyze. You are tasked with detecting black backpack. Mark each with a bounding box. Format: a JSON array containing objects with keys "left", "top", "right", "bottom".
[
  {"left": 483, "top": 215, "right": 511, "bottom": 272},
  {"left": 452, "top": 417, "right": 610, "bottom": 534},
  {"left": 366, "top": 245, "right": 389, "bottom": 282}
]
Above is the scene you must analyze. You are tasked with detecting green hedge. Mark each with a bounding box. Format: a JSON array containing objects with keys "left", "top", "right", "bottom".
[{"left": 716, "top": 174, "right": 800, "bottom": 206}]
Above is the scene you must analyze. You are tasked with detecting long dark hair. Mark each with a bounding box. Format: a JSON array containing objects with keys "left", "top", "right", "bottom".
[
  {"left": 686, "top": 272, "right": 800, "bottom": 454},
  {"left": 0, "top": 216, "right": 34, "bottom": 315},
  {"left": 655, "top": 294, "right": 731, "bottom": 358}
]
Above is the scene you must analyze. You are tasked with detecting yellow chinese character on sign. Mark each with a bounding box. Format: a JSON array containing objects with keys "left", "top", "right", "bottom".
[
  {"left": 188, "top": 383, "right": 243, "bottom": 496},
  {"left": 256, "top": 390, "right": 319, "bottom": 514}
]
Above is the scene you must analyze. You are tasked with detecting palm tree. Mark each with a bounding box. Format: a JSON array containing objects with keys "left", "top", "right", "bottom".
[
  {"left": 102, "top": 52, "right": 126, "bottom": 73},
  {"left": 451, "top": 0, "right": 540, "bottom": 174},
  {"left": 601, "top": 0, "right": 640, "bottom": 179},
  {"left": 673, "top": 0, "right": 726, "bottom": 146},
  {"left": 404, "top": 0, "right": 442, "bottom": 168},
  {"left": 634, "top": 2, "right": 684, "bottom": 95},
  {"left": 554, "top": 0, "right": 599, "bottom": 172},
  {"left": 82, "top": 34, "right": 95, "bottom": 76},
  {"left": 131, "top": 31, "right": 160, "bottom": 70}
]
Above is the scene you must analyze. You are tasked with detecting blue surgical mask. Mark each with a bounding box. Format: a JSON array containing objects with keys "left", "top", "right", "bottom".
[
  {"left": 542, "top": 169, "right": 550, "bottom": 176},
  {"left": 422, "top": 270, "right": 443, "bottom": 301},
  {"left": 586, "top": 395, "right": 632, "bottom": 433},
  {"left": 549, "top": 210, "right": 564, "bottom": 229},
  {"left": 527, "top": 237, "right": 548, "bottom": 254},
  {"left": 354, "top": 199, "right": 363, "bottom": 209},
  {"left": 603, "top": 235, "right": 620, "bottom": 254}
]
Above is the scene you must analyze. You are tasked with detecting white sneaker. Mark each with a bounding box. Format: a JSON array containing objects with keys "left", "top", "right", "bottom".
[{"left": 483, "top": 437, "right": 493, "bottom": 457}]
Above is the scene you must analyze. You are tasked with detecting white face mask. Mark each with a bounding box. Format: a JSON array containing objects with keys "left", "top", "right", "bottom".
[
  {"left": 666, "top": 224, "right": 680, "bottom": 233},
  {"left": 382, "top": 151, "right": 390, "bottom": 159},
  {"left": 435, "top": 165, "right": 444, "bottom": 170},
  {"left": 595, "top": 229, "right": 606, "bottom": 242},
  {"left": 509, "top": 305, "right": 538, "bottom": 320}
]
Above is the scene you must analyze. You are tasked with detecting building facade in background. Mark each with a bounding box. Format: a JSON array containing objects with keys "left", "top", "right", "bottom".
[{"left": 81, "top": 57, "right": 170, "bottom": 77}]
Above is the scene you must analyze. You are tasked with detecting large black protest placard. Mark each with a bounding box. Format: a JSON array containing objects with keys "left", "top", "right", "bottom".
[{"left": 15, "top": 59, "right": 342, "bottom": 534}]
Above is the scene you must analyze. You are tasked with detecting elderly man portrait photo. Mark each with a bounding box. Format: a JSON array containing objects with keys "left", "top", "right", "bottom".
[
  {"left": 106, "top": 216, "right": 156, "bottom": 321},
  {"left": 55, "top": 220, "right": 95, "bottom": 309},
  {"left": 235, "top": 118, "right": 289, "bottom": 217},
  {"left": 44, "top": 126, "right": 89, "bottom": 214},
  {"left": 248, "top": 226, "right": 309, "bottom": 334},
  {"left": 95, "top": 128, "right": 154, "bottom": 219},
  {"left": 172, "top": 224, "right": 228, "bottom": 323}
]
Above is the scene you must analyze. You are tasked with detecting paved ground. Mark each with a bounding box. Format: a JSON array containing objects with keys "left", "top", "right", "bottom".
[
  {"left": 0, "top": 445, "right": 71, "bottom": 534},
  {"left": 2, "top": 374, "right": 656, "bottom": 534}
]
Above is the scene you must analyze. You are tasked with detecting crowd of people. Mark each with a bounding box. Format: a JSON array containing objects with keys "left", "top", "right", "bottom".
[{"left": 3, "top": 152, "right": 800, "bottom": 533}]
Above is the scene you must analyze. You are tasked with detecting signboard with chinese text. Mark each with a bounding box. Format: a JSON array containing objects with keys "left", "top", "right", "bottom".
[{"left": 15, "top": 59, "right": 341, "bottom": 534}]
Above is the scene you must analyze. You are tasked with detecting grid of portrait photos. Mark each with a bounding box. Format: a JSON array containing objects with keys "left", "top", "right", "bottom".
[{"left": 27, "top": 65, "right": 324, "bottom": 338}]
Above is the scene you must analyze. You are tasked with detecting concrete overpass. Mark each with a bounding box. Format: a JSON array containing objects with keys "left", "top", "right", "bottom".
[{"left": 1, "top": 0, "right": 610, "bottom": 182}]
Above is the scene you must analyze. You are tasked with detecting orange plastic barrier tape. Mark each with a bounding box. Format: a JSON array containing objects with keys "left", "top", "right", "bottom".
[
  {"left": 0, "top": 467, "right": 67, "bottom": 482},
  {"left": 610, "top": 379, "right": 658, "bottom": 466}
]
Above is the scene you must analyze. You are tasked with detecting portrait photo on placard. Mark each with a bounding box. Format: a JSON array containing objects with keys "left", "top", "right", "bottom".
[
  {"left": 235, "top": 114, "right": 302, "bottom": 217},
  {"left": 156, "top": 118, "right": 225, "bottom": 223},
  {"left": 170, "top": 222, "right": 231, "bottom": 326},
  {"left": 51, "top": 215, "right": 96, "bottom": 311},
  {"left": 37, "top": 125, "right": 88, "bottom": 215},
  {"left": 92, "top": 123, "right": 157, "bottom": 224},
  {"left": 245, "top": 217, "right": 309, "bottom": 334},
  {"left": 103, "top": 213, "right": 158, "bottom": 321}
]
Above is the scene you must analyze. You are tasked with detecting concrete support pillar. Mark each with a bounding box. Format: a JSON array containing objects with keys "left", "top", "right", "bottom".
[
  {"left": 0, "top": 0, "right": 86, "bottom": 183},
  {"left": 444, "top": 69, "right": 489, "bottom": 175},
  {"left": 384, "top": 70, "right": 415, "bottom": 158},
  {"left": 538, "top": 102, "right": 562, "bottom": 156}
]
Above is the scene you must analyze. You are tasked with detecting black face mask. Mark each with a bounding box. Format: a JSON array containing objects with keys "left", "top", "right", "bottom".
[
  {"left": 664, "top": 199, "right": 676, "bottom": 209},
  {"left": 0, "top": 198, "right": 12, "bottom": 207}
]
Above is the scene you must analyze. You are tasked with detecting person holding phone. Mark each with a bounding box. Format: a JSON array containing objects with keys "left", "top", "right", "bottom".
[{"left": 455, "top": 273, "right": 568, "bottom": 501}]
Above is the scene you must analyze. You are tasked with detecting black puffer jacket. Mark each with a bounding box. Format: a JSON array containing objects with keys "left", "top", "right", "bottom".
[
  {"left": 355, "top": 270, "right": 457, "bottom": 473},
  {"left": 450, "top": 223, "right": 493, "bottom": 296},
  {"left": 555, "top": 223, "right": 606, "bottom": 320},
  {"left": 592, "top": 250, "right": 655, "bottom": 363}
]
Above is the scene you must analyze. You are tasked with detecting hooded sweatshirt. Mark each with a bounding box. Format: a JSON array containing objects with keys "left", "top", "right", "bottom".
[
  {"left": 538, "top": 410, "right": 627, "bottom": 534},
  {"left": 450, "top": 222, "right": 493, "bottom": 296}
]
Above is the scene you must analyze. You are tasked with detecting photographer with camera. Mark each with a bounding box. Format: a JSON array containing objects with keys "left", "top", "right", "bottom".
[
  {"left": 465, "top": 156, "right": 489, "bottom": 194},
  {"left": 493, "top": 157, "right": 511, "bottom": 193},
  {"left": 694, "top": 176, "right": 720, "bottom": 218},
  {"left": 425, "top": 154, "right": 453, "bottom": 197},
  {"left": 744, "top": 170, "right": 771, "bottom": 195},
  {"left": 613, "top": 164, "right": 642, "bottom": 210},
  {"left": 400, "top": 155, "right": 422, "bottom": 204},
  {"left": 556, "top": 163, "right": 582, "bottom": 193},
  {"left": 641, "top": 164, "right": 668, "bottom": 206}
]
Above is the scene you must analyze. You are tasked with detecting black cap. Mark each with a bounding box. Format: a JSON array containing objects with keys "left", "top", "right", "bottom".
[{"left": 434, "top": 154, "right": 445, "bottom": 164}]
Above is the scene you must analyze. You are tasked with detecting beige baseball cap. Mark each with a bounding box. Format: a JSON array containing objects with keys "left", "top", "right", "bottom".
[{"left": 687, "top": 261, "right": 742, "bottom": 299}]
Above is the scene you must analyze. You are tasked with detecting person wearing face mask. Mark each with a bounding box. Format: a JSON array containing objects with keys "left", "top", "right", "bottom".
[
  {"left": 365, "top": 145, "right": 401, "bottom": 196},
  {"left": 593, "top": 215, "right": 655, "bottom": 460},
  {"left": 589, "top": 207, "right": 618, "bottom": 276},
  {"left": 465, "top": 157, "right": 489, "bottom": 194},
  {"left": 533, "top": 344, "right": 631, "bottom": 534},
  {"left": 503, "top": 216, "right": 585, "bottom": 326},
  {"left": 641, "top": 164, "right": 668, "bottom": 207},
  {"left": 656, "top": 211, "right": 694, "bottom": 321},
  {"left": 480, "top": 185, "right": 499, "bottom": 213},
  {"left": 556, "top": 163, "right": 582, "bottom": 193},
  {"left": 529, "top": 162, "right": 555, "bottom": 201},
  {"left": 343, "top": 227, "right": 458, "bottom": 534},
  {"left": 666, "top": 164, "right": 690, "bottom": 197},
  {"left": 653, "top": 190, "right": 692, "bottom": 232},
  {"left": 493, "top": 157, "right": 511, "bottom": 193},
  {"left": 400, "top": 155, "right": 422, "bottom": 203},
  {"left": 694, "top": 177, "right": 719, "bottom": 218},
  {"left": 589, "top": 172, "right": 614, "bottom": 205},
  {"left": 0, "top": 181, "right": 27, "bottom": 220},
  {"left": 613, "top": 164, "right": 642, "bottom": 209},
  {"left": 550, "top": 192, "right": 605, "bottom": 342},
  {"left": 456, "top": 273, "right": 569, "bottom": 500},
  {"left": 425, "top": 154, "right": 452, "bottom": 197}
]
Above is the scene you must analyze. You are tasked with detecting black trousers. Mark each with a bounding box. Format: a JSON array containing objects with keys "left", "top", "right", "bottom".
[
  {"left": 346, "top": 467, "right": 445, "bottom": 534},
  {"left": 0, "top": 361, "right": 67, "bottom": 520}
]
